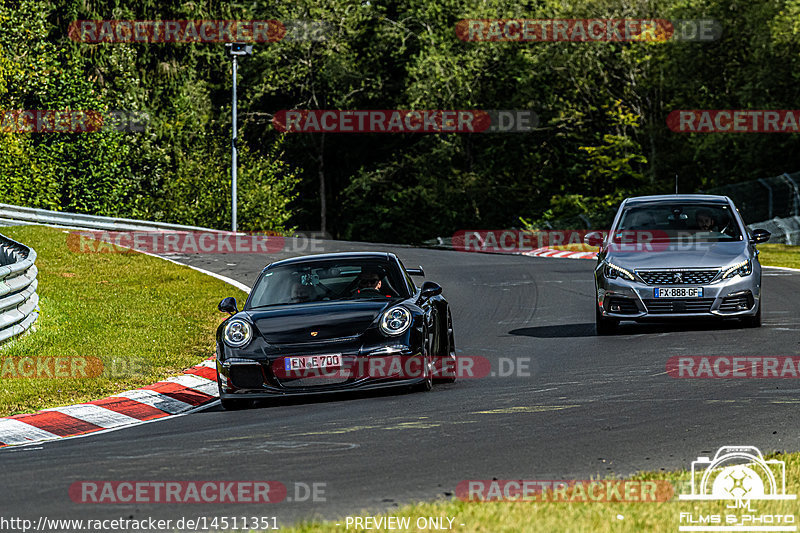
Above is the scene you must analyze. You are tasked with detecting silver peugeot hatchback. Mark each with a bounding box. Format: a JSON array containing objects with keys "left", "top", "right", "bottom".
[{"left": 585, "top": 195, "right": 771, "bottom": 335}]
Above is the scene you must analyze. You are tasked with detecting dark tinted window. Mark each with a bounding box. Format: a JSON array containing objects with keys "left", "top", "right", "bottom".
[
  {"left": 247, "top": 259, "right": 409, "bottom": 308},
  {"left": 616, "top": 203, "right": 742, "bottom": 241}
]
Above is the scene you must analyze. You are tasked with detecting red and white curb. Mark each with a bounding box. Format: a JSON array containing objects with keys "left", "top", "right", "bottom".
[
  {"left": 0, "top": 358, "right": 218, "bottom": 448},
  {"left": 523, "top": 247, "right": 596, "bottom": 260}
]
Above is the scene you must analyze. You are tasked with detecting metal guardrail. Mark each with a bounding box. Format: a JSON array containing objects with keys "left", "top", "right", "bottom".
[
  {"left": 748, "top": 216, "right": 800, "bottom": 245},
  {"left": 0, "top": 203, "right": 223, "bottom": 345},
  {"left": 705, "top": 171, "right": 800, "bottom": 244},
  {"left": 707, "top": 171, "right": 800, "bottom": 226},
  {"left": 0, "top": 203, "right": 222, "bottom": 233},
  {"left": 0, "top": 234, "right": 38, "bottom": 344}
]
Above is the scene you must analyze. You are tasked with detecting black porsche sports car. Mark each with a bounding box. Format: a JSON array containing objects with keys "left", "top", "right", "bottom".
[{"left": 215, "top": 252, "right": 457, "bottom": 409}]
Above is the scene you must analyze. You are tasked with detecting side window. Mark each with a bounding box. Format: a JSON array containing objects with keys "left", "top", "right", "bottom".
[
  {"left": 246, "top": 270, "right": 273, "bottom": 308},
  {"left": 397, "top": 259, "right": 416, "bottom": 293}
]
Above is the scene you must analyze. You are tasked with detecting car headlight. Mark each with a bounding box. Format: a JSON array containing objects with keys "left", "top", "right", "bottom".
[
  {"left": 380, "top": 306, "right": 412, "bottom": 336},
  {"left": 223, "top": 319, "right": 252, "bottom": 347},
  {"left": 603, "top": 261, "right": 635, "bottom": 281},
  {"left": 722, "top": 259, "right": 752, "bottom": 279}
]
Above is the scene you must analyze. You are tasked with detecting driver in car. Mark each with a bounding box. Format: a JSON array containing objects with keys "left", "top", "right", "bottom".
[
  {"left": 695, "top": 209, "right": 719, "bottom": 231},
  {"left": 354, "top": 271, "right": 384, "bottom": 298},
  {"left": 290, "top": 282, "right": 316, "bottom": 303}
]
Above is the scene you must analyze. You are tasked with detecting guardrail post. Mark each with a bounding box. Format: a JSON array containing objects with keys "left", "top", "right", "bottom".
[
  {"left": 757, "top": 178, "right": 774, "bottom": 220},
  {"left": 782, "top": 172, "right": 800, "bottom": 217}
]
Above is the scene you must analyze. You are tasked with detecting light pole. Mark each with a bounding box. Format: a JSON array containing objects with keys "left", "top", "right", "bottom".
[{"left": 226, "top": 42, "right": 253, "bottom": 232}]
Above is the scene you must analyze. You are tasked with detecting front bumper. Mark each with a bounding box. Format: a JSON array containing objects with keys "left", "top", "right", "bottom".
[
  {"left": 216, "top": 346, "right": 429, "bottom": 398},
  {"left": 595, "top": 270, "right": 761, "bottom": 320}
]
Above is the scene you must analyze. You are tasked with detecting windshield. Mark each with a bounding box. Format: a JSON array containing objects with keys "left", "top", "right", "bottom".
[
  {"left": 614, "top": 203, "right": 742, "bottom": 242},
  {"left": 246, "top": 259, "right": 409, "bottom": 308}
]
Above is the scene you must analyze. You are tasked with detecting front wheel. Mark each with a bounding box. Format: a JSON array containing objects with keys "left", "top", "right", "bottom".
[
  {"left": 742, "top": 298, "right": 762, "bottom": 328},
  {"left": 220, "top": 397, "right": 252, "bottom": 410},
  {"left": 595, "top": 305, "right": 618, "bottom": 336},
  {"left": 434, "top": 310, "right": 457, "bottom": 384},
  {"left": 218, "top": 377, "right": 252, "bottom": 410},
  {"left": 414, "top": 331, "right": 434, "bottom": 392}
]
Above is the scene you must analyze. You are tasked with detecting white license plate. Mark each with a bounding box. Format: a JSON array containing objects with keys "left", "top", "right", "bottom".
[
  {"left": 284, "top": 354, "right": 342, "bottom": 372},
  {"left": 654, "top": 287, "right": 703, "bottom": 298}
]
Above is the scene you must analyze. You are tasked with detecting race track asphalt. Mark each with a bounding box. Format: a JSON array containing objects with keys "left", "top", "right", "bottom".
[{"left": 2, "top": 239, "right": 799, "bottom": 527}]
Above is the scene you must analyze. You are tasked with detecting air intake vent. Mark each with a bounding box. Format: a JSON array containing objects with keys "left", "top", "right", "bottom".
[{"left": 642, "top": 298, "right": 715, "bottom": 314}]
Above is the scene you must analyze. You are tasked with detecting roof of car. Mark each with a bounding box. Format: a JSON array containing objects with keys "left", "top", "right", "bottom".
[
  {"left": 624, "top": 194, "right": 730, "bottom": 205},
  {"left": 265, "top": 251, "right": 396, "bottom": 270}
]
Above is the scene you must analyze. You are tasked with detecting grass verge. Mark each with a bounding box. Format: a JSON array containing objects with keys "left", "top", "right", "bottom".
[
  {"left": 283, "top": 451, "right": 800, "bottom": 532},
  {"left": 756, "top": 243, "right": 800, "bottom": 269},
  {"left": 0, "top": 225, "right": 247, "bottom": 416}
]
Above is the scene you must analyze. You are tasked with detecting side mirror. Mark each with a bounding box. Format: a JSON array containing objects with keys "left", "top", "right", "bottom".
[
  {"left": 584, "top": 231, "right": 605, "bottom": 247},
  {"left": 406, "top": 266, "right": 425, "bottom": 277},
  {"left": 218, "top": 297, "right": 238, "bottom": 315},
  {"left": 420, "top": 281, "right": 442, "bottom": 299},
  {"left": 751, "top": 228, "right": 770, "bottom": 244}
]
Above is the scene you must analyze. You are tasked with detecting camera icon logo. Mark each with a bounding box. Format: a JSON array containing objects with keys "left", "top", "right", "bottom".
[{"left": 679, "top": 446, "right": 796, "bottom": 501}]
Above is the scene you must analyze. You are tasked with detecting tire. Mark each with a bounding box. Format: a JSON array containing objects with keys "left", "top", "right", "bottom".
[
  {"left": 220, "top": 397, "right": 251, "bottom": 410},
  {"left": 742, "top": 298, "right": 762, "bottom": 328},
  {"left": 595, "top": 305, "right": 618, "bottom": 336},
  {"left": 415, "top": 330, "right": 434, "bottom": 392},
  {"left": 218, "top": 377, "right": 252, "bottom": 410},
  {"left": 434, "top": 310, "right": 457, "bottom": 384}
]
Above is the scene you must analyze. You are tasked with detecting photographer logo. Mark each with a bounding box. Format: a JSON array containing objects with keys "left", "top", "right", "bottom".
[{"left": 678, "top": 446, "right": 796, "bottom": 531}]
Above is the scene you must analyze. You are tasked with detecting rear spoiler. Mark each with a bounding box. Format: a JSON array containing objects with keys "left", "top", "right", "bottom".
[{"left": 406, "top": 266, "right": 425, "bottom": 277}]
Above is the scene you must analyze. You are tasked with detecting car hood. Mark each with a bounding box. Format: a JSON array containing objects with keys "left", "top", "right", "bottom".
[
  {"left": 245, "top": 300, "right": 395, "bottom": 344},
  {"left": 605, "top": 241, "right": 750, "bottom": 270}
]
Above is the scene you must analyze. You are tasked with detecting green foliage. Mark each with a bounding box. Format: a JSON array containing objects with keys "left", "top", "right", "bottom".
[
  {"left": 162, "top": 133, "right": 298, "bottom": 231},
  {"left": 0, "top": 0, "right": 132, "bottom": 212},
  {"left": 1, "top": 0, "right": 799, "bottom": 240},
  {"left": 0, "top": 0, "right": 298, "bottom": 232}
]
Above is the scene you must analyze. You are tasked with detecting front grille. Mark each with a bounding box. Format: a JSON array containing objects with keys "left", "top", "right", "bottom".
[
  {"left": 642, "top": 298, "right": 715, "bottom": 314},
  {"left": 719, "top": 292, "right": 754, "bottom": 313},
  {"left": 604, "top": 297, "right": 640, "bottom": 315},
  {"left": 637, "top": 269, "right": 719, "bottom": 285}
]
